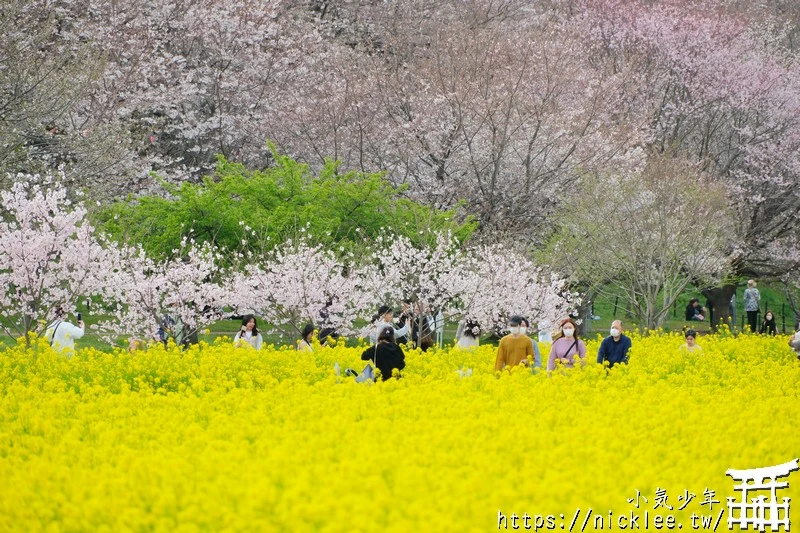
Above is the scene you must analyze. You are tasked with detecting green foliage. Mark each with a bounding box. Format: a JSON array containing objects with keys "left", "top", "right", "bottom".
[{"left": 94, "top": 148, "right": 475, "bottom": 260}]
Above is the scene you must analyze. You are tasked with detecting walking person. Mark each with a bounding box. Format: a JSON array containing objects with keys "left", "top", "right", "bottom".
[
  {"left": 494, "top": 316, "right": 534, "bottom": 373},
  {"left": 597, "top": 320, "right": 632, "bottom": 368},
  {"left": 547, "top": 318, "right": 587, "bottom": 371},
  {"left": 744, "top": 280, "right": 761, "bottom": 333}
]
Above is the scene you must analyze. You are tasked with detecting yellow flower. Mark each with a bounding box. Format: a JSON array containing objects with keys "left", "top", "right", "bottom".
[{"left": 0, "top": 332, "right": 796, "bottom": 530}]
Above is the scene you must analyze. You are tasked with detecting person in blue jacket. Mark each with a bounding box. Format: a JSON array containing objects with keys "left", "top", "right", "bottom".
[{"left": 597, "top": 320, "right": 632, "bottom": 368}]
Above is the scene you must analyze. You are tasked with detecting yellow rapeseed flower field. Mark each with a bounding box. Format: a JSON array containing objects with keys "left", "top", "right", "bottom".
[{"left": 0, "top": 331, "right": 798, "bottom": 531}]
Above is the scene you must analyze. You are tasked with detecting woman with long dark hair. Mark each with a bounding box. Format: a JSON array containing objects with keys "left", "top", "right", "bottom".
[
  {"left": 297, "top": 323, "right": 315, "bottom": 352},
  {"left": 760, "top": 310, "right": 777, "bottom": 335},
  {"left": 233, "top": 315, "right": 262, "bottom": 349},
  {"left": 361, "top": 326, "right": 406, "bottom": 381}
]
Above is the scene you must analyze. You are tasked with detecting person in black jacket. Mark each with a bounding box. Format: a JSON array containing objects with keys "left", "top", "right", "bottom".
[
  {"left": 361, "top": 326, "right": 406, "bottom": 381},
  {"left": 685, "top": 298, "right": 706, "bottom": 321},
  {"left": 760, "top": 310, "right": 777, "bottom": 336}
]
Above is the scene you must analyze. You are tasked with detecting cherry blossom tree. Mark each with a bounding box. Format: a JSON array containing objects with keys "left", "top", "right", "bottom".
[
  {"left": 97, "top": 240, "right": 229, "bottom": 346},
  {"left": 0, "top": 2, "right": 135, "bottom": 195},
  {"left": 0, "top": 179, "right": 111, "bottom": 343},
  {"left": 579, "top": 0, "right": 800, "bottom": 318},
  {"left": 548, "top": 151, "right": 736, "bottom": 330},
  {"left": 229, "top": 238, "right": 375, "bottom": 341},
  {"left": 357, "top": 231, "right": 474, "bottom": 344},
  {"left": 4, "top": 0, "right": 800, "bottom": 298},
  {"left": 461, "top": 244, "right": 574, "bottom": 337}
]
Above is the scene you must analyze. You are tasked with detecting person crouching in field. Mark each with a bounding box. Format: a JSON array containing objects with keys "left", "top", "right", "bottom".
[
  {"left": 362, "top": 326, "right": 406, "bottom": 381},
  {"left": 685, "top": 298, "right": 706, "bottom": 322},
  {"left": 547, "top": 318, "right": 587, "bottom": 371},
  {"left": 494, "top": 315, "right": 534, "bottom": 373}
]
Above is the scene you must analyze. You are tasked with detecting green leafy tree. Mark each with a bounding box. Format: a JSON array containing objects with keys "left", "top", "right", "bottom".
[{"left": 95, "top": 148, "right": 475, "bottom": 261}]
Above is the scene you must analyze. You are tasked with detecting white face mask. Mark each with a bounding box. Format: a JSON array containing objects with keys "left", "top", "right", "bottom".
[
  {"left": 519, "top": 326, "right": 528, "bottom": 335},
  {"left": 610, "top": 328, "right": 620, "bottom": 337},
  {"left": 509, "top": 326, "right": 520, "bottom": 335},
  {"left": 562, "top": 328, "right": 574, "bottom": 338}
]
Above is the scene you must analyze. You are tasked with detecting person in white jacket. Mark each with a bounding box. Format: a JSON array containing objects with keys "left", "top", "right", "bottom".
[
  {"left": 455, "top": 319, "right": 480, "bottom": 349},
  {"left": 370, "top": 305, "right": 408, "bottom": 345},
  {"left": 46, "top": 309, "right": 85, "bottom": 356},
  {"left": 233, "top": 315, "right": 263, "bottom": 350}
]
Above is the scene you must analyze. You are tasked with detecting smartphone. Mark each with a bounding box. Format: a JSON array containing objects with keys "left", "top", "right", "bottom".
[{"left": 77, "top": 312, "right": 82, "bottom": 322}]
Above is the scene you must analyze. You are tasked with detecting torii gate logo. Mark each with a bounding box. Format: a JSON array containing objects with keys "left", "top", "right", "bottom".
[{"left": 726, "top": 459, "right": 799, "bottom": 531}]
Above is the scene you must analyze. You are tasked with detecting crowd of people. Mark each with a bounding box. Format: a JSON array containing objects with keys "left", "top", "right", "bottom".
[{"left": 41, "top": 279, "right": 800, "bottom": 374}]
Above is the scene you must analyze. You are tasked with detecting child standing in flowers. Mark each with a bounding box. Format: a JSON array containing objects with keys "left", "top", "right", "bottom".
[
  {"left": 546, "top": 318, "right": 587, "bottom": 371},
  {"left": 680, "top": 329, "right": 702, "bottom": 353},
  {"left": 520, "top": 317, "right": 542, "bottom": 368},
  {"left": 494, "top": 316, "right": 534, "bottom": 372},
  {"left": 233, "top": 315, "right": 263, "bottom": 350},
  {"left": 362, "top": 326, "right": 406, "bottom": 380}
]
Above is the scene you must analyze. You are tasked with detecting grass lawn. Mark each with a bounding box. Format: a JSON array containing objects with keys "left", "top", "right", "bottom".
[{"left": 588, "top": 281, "right": 797, "bottom": 334}]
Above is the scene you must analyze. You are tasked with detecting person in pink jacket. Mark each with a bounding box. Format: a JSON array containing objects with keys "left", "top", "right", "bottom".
[{"left": 547, "top": 318, "right": 587, "bottom": 371}]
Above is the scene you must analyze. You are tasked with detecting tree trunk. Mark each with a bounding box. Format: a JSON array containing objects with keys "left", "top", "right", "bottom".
[
  {"left": 701, "top": 284, "right": 737, "bottom": 332},
  {"left": 575, "top": 290, "right": 596, "bottom": 337}
]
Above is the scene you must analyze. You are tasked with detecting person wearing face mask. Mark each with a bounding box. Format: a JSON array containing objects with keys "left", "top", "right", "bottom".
[
  {"left": 494, "top": 315, "right": 534, "bottom": 373},
  {"left": 759, "top": 310, "right": 777, "bottom": 336},
  {"left": 596, "top": 319, "right": 632, "bottom": 368},
  {"left": 547, "top": 318, "right": 587, "bottom": 371}
]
